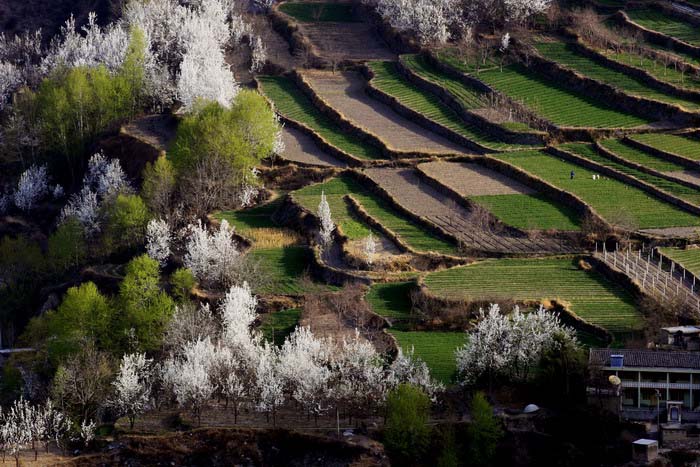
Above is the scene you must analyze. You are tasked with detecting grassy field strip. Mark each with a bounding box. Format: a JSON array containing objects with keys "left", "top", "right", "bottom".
[
  {"left": 492, "top": 150, "right": 700, "bottom": 228},
  {"left": 471, "top": 64, "right": 652, "bottom": 128},
  {"left": 423, "top": 257, "right": 643, "bottom": 332},
  {"left": 599, "top": 139, "right": 687, "bottom": 172},
  {"left": 257, "top": 76, "right": 383, "bottom": 160},
  {"left": 366, "top": 282, "right": 415, "bottom": 322},
  {"left": 366, "top": 61, "right": 519, "bottom": 151},
  {"left": 600, "top": 47, "right": 700, "bottom": 89},
  {"left": 628, "top": 133, "right": 700, "bottom": 160},
  {"left": 278, "top": 2, "right": 358, "bottom": 22},
  {"left": 534, "top": 40, "right": 700, "bottom": 110},
  {"left": 658, "top": 247, "right": 700, "bottom": 276},
  {"left": 626, "top": 9, "right": 700, "bottom": 46},
  {"left": 560, "top": 142, "right": 700, "bottom": 205},
  {"left": 293, "top": 175, "right": 459, "bottom": 255},
  {"left": 260, "top": 308, "right": 302, "bottom": 347}
]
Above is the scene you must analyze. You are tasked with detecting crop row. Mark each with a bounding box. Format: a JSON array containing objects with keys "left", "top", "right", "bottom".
[
  {"left": 492, "top": 150, "right": 700, "bottom": 228},
  {"left": 534, "top": 40, "right": 700, "bottom": 110},
  {"left": 471, "top": 193, "right": 581, "bottom": 231},
  {"left": 600, "top": 48, "right": 700, "bottom": 90},
  {"left": 599, "top": 139, "right": 685, "bottom": 172},
  {"left": 658, "top": 247, "right": 700, "bottom": 277},
  {"left": 629, "top": 133, "right": 700, "bottom": 160},
  {"left": 423, "top": 257, "right": 643, "bottom": 332},
  {"left": 257, "top": 76, "right": 383, "bottom": 160},
  {"left": 626, "top": 9, "right": 700, "bottom": 46}
]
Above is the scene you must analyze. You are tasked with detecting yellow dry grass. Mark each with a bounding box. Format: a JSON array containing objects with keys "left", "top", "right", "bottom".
[{"left": 247, "top": 227, "right": 301, "bottom": 249}]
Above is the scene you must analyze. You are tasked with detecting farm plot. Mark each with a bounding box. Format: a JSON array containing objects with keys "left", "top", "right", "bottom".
[
  {"left": 658, "top": 247, "right": 700, "bottom": 276},
  {"left": 423, "top": 257, "right": 643, "bottom": 333},
  {"left": 367, "top": 61, "right": 521, "bottom": 151},
  {"left": 534, "top": 40, "right": 700, "bottom": 110},
  {"left": 294, "top": 175, "right": 459, "bottom": 255},
  {"left": 278, "top": 2, "right": 358, "bottom": 22},
  {"left": 471, "top": 64, "right": 653, "bottom": 128},
  {"left": 281, "top": 126, "right": 347, "bottom": 167},
  {"left": 560, "top": 143, "right": 700, "bottom": 205},
  {"left": 493, "top": 150, "right": 700, "bottom": 229},
  {"left": 260, "top": 308, "right": 302, "bottom": 347},
  {"left": 599, "top": 48, "right": 700, "bottom": 89},
  {"left": 420, "top": 161, "right": 581, "bottom": 231},
  {"left": 366, "top": 281, "right": 415, "bottom": 323},
  {"left": 628, "top": 133, "right": 700, "bottom": 160},
  {"left": 257, "top": 76, "right": 383, "bottom": 160},
  {"left": 301, "top": 70, "right": 465, "bottom": 154},
  {"left": 363, "top": 167, "right": 572, "bottom": 253},
  {"left": 297, "top": 20, "right": 394, "bottom": 62},
  {"left": 626, "top": 9, "right": 700, "bottom": 46},
  {"left": 389, "top": 330, "right": 466, "bottom": 384}
]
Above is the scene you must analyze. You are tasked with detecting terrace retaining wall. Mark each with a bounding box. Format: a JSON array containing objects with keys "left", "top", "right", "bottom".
[
  {"left": 612, "top": 10, "right": 700, "bottom": 59},
  {"left": 622, "top": 135, "right": 700, "bottom": 170},
  {"left": 269, "top": 4, "right": 326, "bottom": 68}
]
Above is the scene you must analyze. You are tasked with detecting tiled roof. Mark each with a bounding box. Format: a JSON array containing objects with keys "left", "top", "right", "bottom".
[{"left": 589, "top": 348, "right": 700, "bottom": 370}]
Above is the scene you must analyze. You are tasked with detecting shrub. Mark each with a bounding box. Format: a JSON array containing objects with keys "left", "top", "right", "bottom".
[
  {"left": 384, "top": 383, "right": 432, "bottom": 464},
  {"left": 102, "top": 194, "right": 150, "bottom": 253},
  {"left": 47, "top": 217, "right": 86, "bottom": 273},
  {"left": 467, "top": 392, "right": 503, "bottom": 467},
  {"left": 170, "top": 268, "right": 196, "bottom": 302}
]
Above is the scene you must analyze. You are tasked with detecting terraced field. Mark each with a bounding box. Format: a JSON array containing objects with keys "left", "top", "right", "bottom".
[
  {"left": 493, "top": 150, "right": 700, "bottom": 228},
  {"left": 278, "top": 2, "right": 358, "bottom": 22},
  {"left": 471, "top": 64, "right": 652, "bottom": 128},
  {"left": 560, "top": 143, "right": 700, "bottom": 205},
  {"left": 629, "top": 133, "right": 700, "bottom": 160},
  {"left": 367, "top": 61, "right": 521, "bottom": 151},
  {"left": 302, "top": 70, "right": 465, "bottom": 154},
  {"left": 658, "top": 247, "right": 700, "bottom": 276},
  {"left": 260, "top": 308, "right": 302, "bottom": 346},
  {"left": 366, "top": 281, "right": 415, "bottom": 322},
  {"left": 423, "top": 257, "right": 643, "bottom": 332},
  {"left": 626, "top": 9, "right": 700, "bottom": 46},
  {"left": 420, "top": 161, "right": 581, "bottom": 231},
  {"left": 389, "top": 330, "right": 465, "bottom": 384},
  {"left": 363, "top": 167, "right": 572, "bottom": 253},
  {"left": 281, "top": 126, "right": 347, "bottom": 167},
  {"left": 600, "top": 48, "right": 700, "bottom": 89},
  {"left": 257, "top": 76, "right": 383, "bottom": 160},
  {"left": 294, "top": 175, "right": 459, "bottom": 255},
  {"left": 534, "top": 40, "right": 700, "bottom": 110}
]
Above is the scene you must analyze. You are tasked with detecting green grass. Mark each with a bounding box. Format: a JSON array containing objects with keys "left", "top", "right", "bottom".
[
  {"left": 627, "top": 9, "right": 700, "bottom": 46},
  {"left": 423, "top": 257, "right": 643, "bottom": 332},
  {"left": 535, "top": 40, "right": 700, "bottom": 110},
  {"left": 434, "top": 48, "right": 495, "bottom": 74},
  {"left": 629, "top": 133, "right": 700, "bottom": 160},
  {"left": 217, "top": 197, "right": 284, "bottom": 236},
  {"left": 599, "top": 139, "right": 686, "bottom": 172},
  {"left": 658, "top": 247, "right": 700, "bottom": 276},
  {"left": 258, "top": 76, "right": 383, "bottom": 160},
  {"left": 389, "top": 330, "right": 466, "bottom": 384},
  {"left": 472, "top": 64, "right": 651, "bottom": 128},
  {"left": 600, "top": 48, "right": 700, "bottom": 89},
  {"left": 260, "top": 308, "right": 302, "bottom": 346},
  {"left": 294, "top": 175, "right": 459, "bottom": 255},
  {"left": 366, "top": 281, "right": 414, "bottom": 321},
  {"left": 471, "top": 193, "right": 581, "bottom": 231},
  {"left": 493, "top": 150, "right": 700, "bottom": 228},
  {"left": 367, "top": 61, "right": 521, "bottom": 151},
  {"left": 278, "top": 2, "right": 358, "bottom": 22},
  {"left": 561, "top": 143, "right": 700, "bottom": 205}
]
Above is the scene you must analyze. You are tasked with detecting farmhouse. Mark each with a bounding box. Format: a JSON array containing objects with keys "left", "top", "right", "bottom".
[{"left": 589, "top": 348, "right": 700, "bottom": 422}]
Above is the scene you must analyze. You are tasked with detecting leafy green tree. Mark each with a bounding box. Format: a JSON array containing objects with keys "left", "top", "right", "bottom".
[
  {"left": 436, "top": 426, "right": 460, "bottom": 467},
  {"left": 103, "top": 194, "right": 150, "bottom": 253},
  {"left": 117, "top": 26, "right": 146, "bottom": 115},
  {"left": 384, "top": 384, "right": 432, "bottom": 464},
  {"left": 537, "top": 333, "right": 586, "bottom": 405},
  {"left": 141, "top": 156, "right": 175, "bottom": 214},
  {"left": 170, "top": 267, "right": 196, "bottom": 302},
  {"left": 119, "top": 254, "right": 175, "bottom": 352},
  {"left": 467, "top": 392, "right": 503, "bottom": 467},
  {"left": 0, "top": 236, "right": 44, "bottom": 282},
  {"left": 47, "top": 218, "right": 86, "bottom": 273}
]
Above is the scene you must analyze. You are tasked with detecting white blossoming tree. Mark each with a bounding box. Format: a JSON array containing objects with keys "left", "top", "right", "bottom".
[
  {"left": 183, "top": 220, "right": 240, "bottom": 286},
  {"left": 13, "top": 164, "right": 49, "bottom": 211},
  {"left": 317, "top": 190, "right": 334, "bottom": 248},
  {"left": 112, "top": 353, "right": 155, "bottom": 429},
  {"left": 146, "top": 218, "right": 171, "bottom": 266}
]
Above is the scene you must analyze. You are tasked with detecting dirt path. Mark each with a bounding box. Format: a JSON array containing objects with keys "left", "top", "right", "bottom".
[
  {"left": 420, "top": 161, "right": 535, "bottom": 196},
  {"left": 639, "top": 226, "right": 700, "bottom": 238},
  {"left": 303, "top": 70, "right": 466, "bottom": 154},
  {"left": 299, "top": 22, "right": 395, "bottom": 62},
  {"left": 280, "top": 127, "right": 347, "bottom": 167},
  {"left": 363, "top": 167, "right": 571, "bottom": 254}
]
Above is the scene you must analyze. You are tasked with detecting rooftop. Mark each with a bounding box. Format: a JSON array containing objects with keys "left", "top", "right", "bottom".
[
  {"left": 589, "top": 349, "right": 700, "bottom": 370},
  {"left": 661, "top": 325, "right": 700, "bottom": 335}
]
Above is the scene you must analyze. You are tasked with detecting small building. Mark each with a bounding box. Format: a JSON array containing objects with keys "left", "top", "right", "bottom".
[
  {"left": 632, "top": 439, "right": 658, "bottom": 463},
  {"left": 661, "top": 326, "right": 700, "bottom": 350},
  {"left": 589, "top": 349, "right": 700, "bottom": 422}
]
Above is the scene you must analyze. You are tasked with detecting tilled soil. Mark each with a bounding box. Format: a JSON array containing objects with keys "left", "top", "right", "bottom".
[
  {"left": 299, "top": 22, "right": 396, "bottom": 62},
  {"left": 363, "top": 167, "right": 571, "bottom": 254},
  {"left": 303, "top": 70, "right": 466, "bottom": 154},
  {"left": 420, "top": 161, "right": 536, "bottom": 196},
  {"left": 280, "top": 126, "right": 347, "bottom": 167},
  {"left": 667, "top": 170, "right": 700, "bottom": 187}
]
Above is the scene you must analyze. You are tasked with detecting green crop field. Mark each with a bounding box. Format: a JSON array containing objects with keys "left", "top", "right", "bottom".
[
  {"left": 294, "top": 175, "right": 459, "bottom": 255},
  {"left": 278, "top": 2, "right": 358, "bottom": 22},
  {"left": 658, "top": 247, "right": 700, "bottom": 276},
  {"left": 389, "top": 330, "right": 466, "bottom": 384},
  {"left": 600, "top": 48, "right": 700, "bottom": 89},
  {"left": 534, "top": 40, "right": 700, "bottom": 110},
  {"left": 367, "top": 61, "right": 520, "bottom": 151},
  {"left": 260, "top": 308, "right": 302, "bottom": 346},
  {"left": 258, "top": 76, "right": 383, "bottom": 160},
  {"left": 626, "top": 9, "right": 700, "bottom": 46},
  {"left": 218, "top": 197, "right": 284, "bottom": 236},
  {"left": 472, "top": 64, "right": 651, "bottom": 128},
  {"left": 471, "top": 193, "right": 581, "bottom": 231},
  {"left": 629, "top": 133, "right": 700, "bottom": 160},
  {"left": 366, "top": 281, "right": 414, "bottom": 321},
  {"left": 493, "top": 150, "right": 700, "bottom": 228},
  {"left": 599, "top": 139, "right": 686, "bottom": 172},
  {"left": 561, "top": 143, "right": 700, "bottom": 205},
  {"left": 434, "top": 47, "right": 495, "bottom": 74},
  {"left": 423, "top": 257, "right": 643, "bottom": 332}
]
